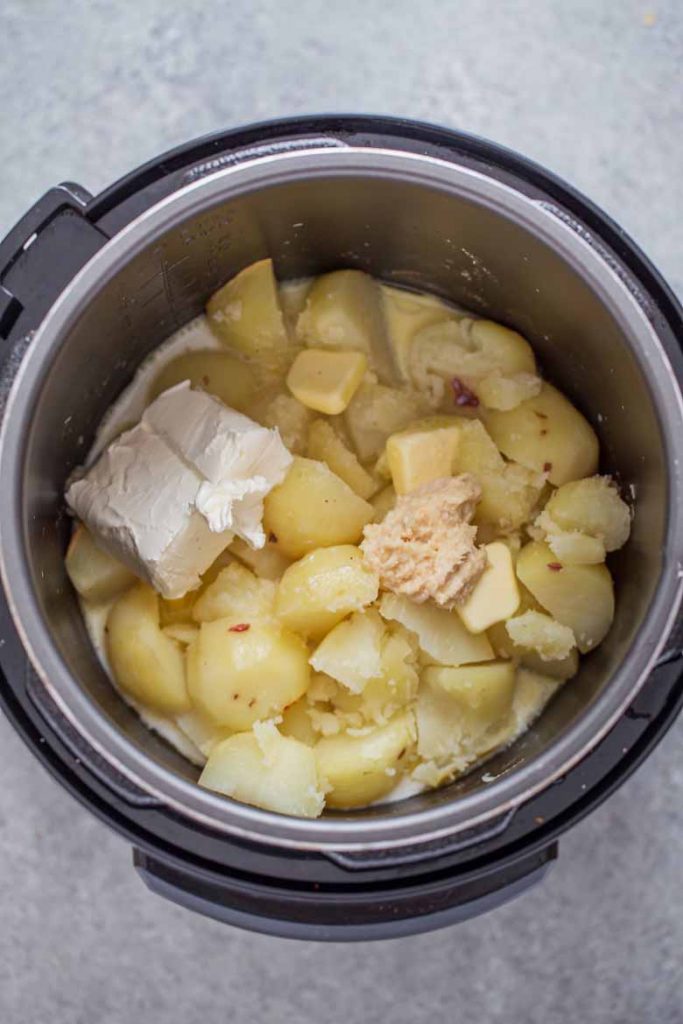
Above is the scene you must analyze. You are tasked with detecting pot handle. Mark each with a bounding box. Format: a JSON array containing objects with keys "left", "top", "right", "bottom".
[
  {"left": 132, "top": 841, "right": 557, "bottom": 940},
  {"left": 0, "top": 183, "right": 109, "bottom": 344}
]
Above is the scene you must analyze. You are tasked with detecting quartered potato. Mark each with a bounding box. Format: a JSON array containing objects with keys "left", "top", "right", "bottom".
[
  {"left": 380, "top": 284, "right": 456, "bottom": 381},
  {"left": 344, "top": 382, "right": 428, "bottom": 462},
  {"left": 417, "top": 662, "right": 517, "bottom": 760},
  {"left": 287, "top": 348, "right": 367, "bottom": 415},
  {"left": 148, "top": 350, "right": 257, "bottom": 411},
  {"left": 484, "top": 382, "right": 599, "bottom": 486},
  {"left": 505, "top": 610, "right": 576, "bottom": 662},
  {"left": 107, "top": 584, "right": 190, "bottom": 713},
  {"left": 545, "top": 476, "right": 631, "bottom": 551},
  {"left": 280, "top": 697, "right": 318, "bottom": 746},
  {"left": 200, "top": 727, "right": 325, "bottom": 818},
  {"left": 379, "top": 592, "right": 494, "bottom": 666},
  {"left": 306, "top": 419, "right": 377, "bottom": 499},
  {"left": 206, "top": 258, "right": 291, "bottom": 360},
  {"left": 309, "top": 609, "right": 385, "bottom": 693},
  {"left": 516, "top": 541, "right": 615, "bottom": 653},
  {"left": 545, "top": 529, "right": 606, "bottom": 566},
  {"left": 476, "top": 371, "right": 542, "bottom": 411},
  {"left": 263, "top": 456, "right": 374, "bottom": 560},
  {"left": 316, "top": 710, "right": 416, "bottom": 808},
  {"left": 296, "top": 269, "right": 394, "bottom": 383},
  {"left": 65, "top": 525, "right": 135, "bottom": 603},
  {"left": 192, "top": 562, "right": 275, "bottom": 623},
  {"left": 409, "top": 318, "right": 536, "bottom": 405},
  {"left": 248, "top": 391, "right": 313, "bottom": 454},
  {"left": 275, "top": 545, "right": 379, "bottom": 640},
  {"left": 188, "top": 618, "right": 309, "bottom": 730},
  {"left": 228, "top": 536, "right": 292, "bottom": 581}
]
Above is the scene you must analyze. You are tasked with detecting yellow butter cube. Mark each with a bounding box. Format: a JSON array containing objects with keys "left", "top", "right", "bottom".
[
  {"left": 458, "top": 541, "right": 520, "bottom": 634},
  {"left": 286, "top": 348, "right": 367, "bottom": 415},
  {"left": 386, "top": 425, "right": 460, "bottom": 495}
]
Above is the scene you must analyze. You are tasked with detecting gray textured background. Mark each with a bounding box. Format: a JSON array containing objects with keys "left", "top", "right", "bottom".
[{"left": 1, "top": 1, "right": 682, "bottom": 1022}]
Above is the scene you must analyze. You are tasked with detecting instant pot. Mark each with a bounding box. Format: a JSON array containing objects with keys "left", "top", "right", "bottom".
[{"left": 1, "top": 116, "right": 682, "bottom": 941}]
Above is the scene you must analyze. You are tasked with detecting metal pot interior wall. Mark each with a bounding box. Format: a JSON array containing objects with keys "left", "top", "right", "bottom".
[{"left": 21, "top": 170, "right": 666, "bottom": 818}]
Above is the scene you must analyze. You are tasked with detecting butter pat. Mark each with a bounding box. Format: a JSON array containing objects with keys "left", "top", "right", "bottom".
[
  {"left": 457, "top": 541, "right": 520, "bottom": 634},
  {"left": 386, "top": 425, "right": 460, "bottom": 495},
  {"left": 66, "top": 382, "right": 292, "bottom": 599},
  {"left": 286, "top": 348, "right": 367, "bottom": 415}
]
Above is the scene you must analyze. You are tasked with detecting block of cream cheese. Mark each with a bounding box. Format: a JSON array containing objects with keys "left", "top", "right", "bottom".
[{"left": 66, "top": 382, "right": 293, "bottom": 599}]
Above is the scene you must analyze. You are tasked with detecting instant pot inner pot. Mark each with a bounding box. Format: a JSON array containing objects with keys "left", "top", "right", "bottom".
[{"left": 24, "top": 172, "right": 665, "bottom": 815}]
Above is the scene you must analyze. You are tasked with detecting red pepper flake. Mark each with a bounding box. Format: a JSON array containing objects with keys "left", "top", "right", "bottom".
[
  {"left": 248, "top": 698, "right": 257, "bottom": 708},
  {"left": 543, "top": 461, "right": 552, "bottom": 472},
  {"left": 450, "top": 377, "right": 479, "bottom": 408},
  {"left": 268, "top": 532, "right": 278, "bottom": 543},
  {"left": 547, "top": 562, "right": 563, "bottom": 572},
  {"left": 229, "top": 623, "right": 251, "bottom": 633}
]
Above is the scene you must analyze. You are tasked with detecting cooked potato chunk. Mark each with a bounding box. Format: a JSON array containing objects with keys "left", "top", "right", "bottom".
[
  {"left": 458, "top": 542, "right": 520, "bottom": 634},
  {"left": 476, "top": 371, "right": 542, "bottom": 411},
  {"left": 379, "top": 593, "right": 494, "bottom": 665},
  {"left": 189, "top": 618, "right": 309, "bottom": 729},
  {"left": 546, "top": 529, "right": 606, "bottom": 565},
  {"left": 316, "top": 710, "right": 416, "bottom": 808},
  {"left": 200, "top": 726, "right": 325, "bottom": 818},
  {"left": 287, "top": 348, "right": 367, "bottom": 414},
  {"left": 344, "top": 382, "right": 428, "bottom": 462},
  {"left": 505, "top": 610, "right": 576, "bottom": 661},
  {"left": 516, "top": 541, "right": 614, "bottom": 653},
  {"left": 148, "top": 350, "right": 257, "bottom": 412},
  {"left": 107, "top": 584, "right": 189, "bottom": 713},
  {"left": 484, "top": 382, "right": 599, "bottom": 486},
  {"left": 370, "top": 484, "right": 397, "bottom": 521},
  {"left": 275, "top": 545, "right": 379, "bottom": 639},
  {"left": 228, "top": 537, "right": 292, "bottom": 581},
  {"left": 159, "top": 591, "right": 198, "bottom": 627},
  {"left": 279, "top": 278, "right": 312, "bottom": 336},
  {"left": 248, "top": 391, "right": 313, "bottom": 454},
  {"left": 192, "top": 562, "right": 275, "bottom": 623},
  {"left": 386, "top": 424, "right": 460, "bottom": 495},
  {"left": 206, "top": 258, "right": 290, "bottom": 359},
  {"left": 416, "top": 662, "right": 516, "bottom": 760},
  {"left": 409, "top": 318, "right": 536, "bottom": 405},
  {"left": 306, "top": 419, "right": 377, "bottom": 499},
  {"left": 65, "top": 525, "right": 135, "bottom": 603},
  {"left": 280, "top": 698, "right": 318, "bottom": 746},
  {"left": 310, "top": 610, "right": 385, "bottom": 693},
  {"left": 175, "top": 701, "right": 231, "bottom": 757},
  {"left": 162, "top": 623, "right": 200, "bottom": 646},
  {"left": 263, "top": 457, "right": 374, "bottom": 560},
  {"left": 545, "top": 476, "right": 631, "bottom": 551},
  {"left": 297, "top": 270, "right": 394, "bottom": 383},
  {"left": 380, "top": 284, "right": 455, "bottom": 381}
]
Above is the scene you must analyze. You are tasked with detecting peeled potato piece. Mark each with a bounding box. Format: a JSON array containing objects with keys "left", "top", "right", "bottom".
[
  {"left": 417, "top": 662, "right": 517, "bottom": 760},
  {"left": 380, "top": 284, "right": 456, "bottom": 381},
  {"left": 296, "top": 269, "right": 394, "bottom": 383},
  {"left": 263, "top": 457, "right": 374, "bottom": 560},
  {"left": 516, "top": 541, "right": 614, "bottom": 653},
  {"left": 275, "top": 545, "right": 379, "bottom": 640},
  {"left": 310, "top": 609, "right": 385, "bottom": 693},
  {"left": 206, "top": 258, "right": 290, "bottom": 359},
  {"left": 484, "top": 382, "right": 599, "bottom": 486},
  {"left": 505, "top": 610, "right": 576, "bottom": 662},
  {"left": 545, "top": 476, "right": 631, "bottom": 551},
  {"left": 228, "top": 537, "right": 292, "bottom": 581},
  {"left": 379, "top": 593, "right": 494, "bottom": 666},
  {"left": 66, "top": 525, "right": 135, "bottom": 603},
  {"left": 192, "top": 562, "right": 275, "bottom": 623},
  {"left": 280, "top": 698, "right": 318, "bottom": 746},
  {"left": 279, "top": 278, "right": 312, "bottom": 336},
  {"left": 200, "top": 727, "right": 325, "bottom": 818},
  {"left": 107, "top": 584, "right": 190, "bottom": 714},
  {"left": 248, "top": 391, "right": 313, "bottom": 455},
  {"left": 316, "top": 710, "right": 416, "bottom": 808},
  {"left": 148, "top": 350, "right": 257, "bottom": 411},
  {"left": 189, "top": 618, "right": 309, "bottom": 730},
  {"left": 306, "top": 419, "right": 377, "bottom": 499},
  {"left": 344, "top": 382, "right": 428, "bottom": 462},
  {"left": 370, "top": 484, "right": 397, "bottom": 521}
]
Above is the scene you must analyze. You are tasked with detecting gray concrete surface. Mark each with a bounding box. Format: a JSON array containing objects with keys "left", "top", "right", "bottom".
[{"left": 0, "top": 1, "right": 681, "bottom": 1021}]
